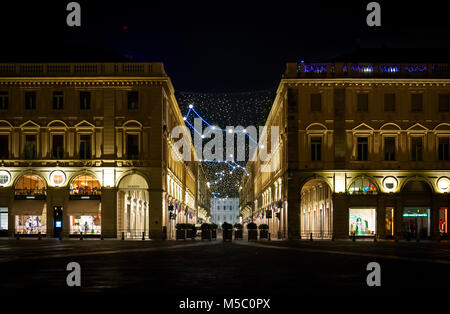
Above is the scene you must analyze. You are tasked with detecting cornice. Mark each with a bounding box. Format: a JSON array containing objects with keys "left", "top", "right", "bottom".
[
  {"left": 0, "top": 77, "right": 170, "bottom": 87},
  {"left": 282, "top": 78, "right": 450, "bottom": 87}
]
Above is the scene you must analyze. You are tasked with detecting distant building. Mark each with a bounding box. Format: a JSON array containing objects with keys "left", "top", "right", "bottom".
[{"left": 210, "top": 198, "right": 239, "bottom": 227}]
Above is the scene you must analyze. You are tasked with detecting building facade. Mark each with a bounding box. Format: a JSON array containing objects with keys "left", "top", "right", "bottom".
[
  {"left": 210, "top": 198, "right": 239, "bottom": 227},
  {"left": 0, "top": 62, "right": 209, "bottom": 239},
  {"left": 240, "top": 62, "right": 450, "bottom": 240}
]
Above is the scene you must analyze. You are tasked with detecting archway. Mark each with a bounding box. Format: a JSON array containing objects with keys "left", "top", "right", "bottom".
[
  {"left": 401, "top": 180, "right": 432, "bottom": 239},
  {"left": 68, "top": 173, "right": 102, "bottom": 236},
  {"left": 117, "top": 173, "right": 149, "bottom": 239},
  {"left": 13, "top": 174, "right": 47, "bottom": 235},
  {"left": 300, "top": 178, "right": 333, "bottom": 239}
]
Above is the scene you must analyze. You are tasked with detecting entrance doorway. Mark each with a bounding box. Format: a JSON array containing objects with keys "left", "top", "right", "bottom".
[{"left": 402, "top": 207, "right": 430, "bottom": 239}]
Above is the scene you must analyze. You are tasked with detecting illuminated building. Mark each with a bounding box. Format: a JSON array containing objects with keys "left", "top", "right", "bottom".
[
  {"left": 240, "top": 62, "right": 450, "bottom": 240},
  {"left": 210, "top": 198, "right": 239, "bottom": 227},
  {"left": 0, "top": 62, "right": 209, "bottom": 239}
]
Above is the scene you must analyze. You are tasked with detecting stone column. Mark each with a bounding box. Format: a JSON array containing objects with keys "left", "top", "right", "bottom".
[
  {"left": 332, "top": 193, "right": 348, "bottom": 238},
  {"left": 149, "top": 188, "right": 163, "bottom": 239},
  {"left": 101, "top": 187, "right": 117, "bottom": 238},
  {"left": 287, "top": 176, "right": 301, "bottom": 239}
]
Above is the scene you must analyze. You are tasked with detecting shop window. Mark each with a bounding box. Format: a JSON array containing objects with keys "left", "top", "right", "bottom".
[
  {"left": 310, "top": 137, "right": 322, "bottom": 161},
  {"left": 79, "top": 134, "right": 92, "bottom": 159},
  {"left": 385, "top": 207, "right": 394, "bottom": 236},
  {"left": 15, "top": 215, "right": 46, "bottom": 234},
  {"left": 357, "top": 93, "right": 369, "bottom": 112},
  {"left": 384, "top": 93, "right": 396, "bottom": 112},
  {"left": 348, "top": 177, "right": 378, "bottom": 195},
  {"left": 70, "top": 174, "right": 101, "bottom": 195},
  {"left": 411, "top": 137, "right": 423, "bottom": 161},
  {"left": 0, "top": 134, "right": 8, "bottom": 159},
  {"left": 310, "top": 93, "right": 321, "bottom": 112},
  {"left": 80, "top": 91, "right": 91, "bottom": 110},
  {"left": 0, "top": 207, "right": 7, "bottom": 231},
  {"left": 25, "top": 91, "right": 36, "bottom": 110},
  {"left": 52, "top": 91, "right": 64, "bottom": 110},
  {"left": 52, "top": 134, "right": 64, "bottom": 159},
  {"left": 411, "top": 93, "right": 423, "bottom": 112},
  {"left": 438, "top": 137, "right": 449, "bottom": 161},
  {"left": 127, "top": 91, "right": 139, "bottom": 110},
  {"left": 402, "top": 208, "right": 430, "bottom": 238},
  {"left": 349, "top": 208, "right": 376, "bottom": 236},
  {"left": 384, "top": 137, "right": 396, "bottom": 161},
  {"left": 24, "top": 134, "right": 37, "bottom": 159},
  {"left": 127, "top": 134, "right": 139, "bottom": 159},
  {"left": 438, "top": 94, "right": 449, "bottom": 112},
  {"left": 357, "top": 137, "right": 368, "bottom": 161},
  {"left": 70, "top": 215, "right": 101, "bottom": 235},
  {"left": 0, "top": 91, "right": 8, "bottom": 110},
  {"left": 439, "top": 207, "right": 448, "bottom": 237}
]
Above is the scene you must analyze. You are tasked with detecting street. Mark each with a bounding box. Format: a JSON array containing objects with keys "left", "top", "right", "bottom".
[{"left": 0, "top": 238, "right": 449, "bottom": 310}]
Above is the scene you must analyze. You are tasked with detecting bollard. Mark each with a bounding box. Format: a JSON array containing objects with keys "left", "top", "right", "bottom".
[
  {"left": 416, "top": 235, "right": 420, "bottom": 243},
  {"left": 142, "top": 232, "right": 145, "bottom": 241},
  {"left": 268, "top": 233, "right": 271, "bottom": 241},
  {"left": 310, "top": 233, "right": 313, "bottom": 241},
  {"left": 80, "top": 231, "right": 83, "bottom": 240},
  {"left": 16, "top": 233, "right": 20, "bottom": 240},
  {"left": 352, "top": 235, "right": 356, "bottom": 242},
  {"left": 59, "top": 232, "right": 62, "bottom": 240},
  {"left": 331, "top": 234, "right": 335, "bottom": 241},
  {"left": 101, "top": 235, "right": 104, "bottom": 240},
  {"left": 121, "top": 232, "right": 125, "bottom": 240},
  {"left": 38, "top": 232, "right": 41, "bottom": 240},
  {"left": 373, "top": 234, "right": 377, "bottom": 242}
]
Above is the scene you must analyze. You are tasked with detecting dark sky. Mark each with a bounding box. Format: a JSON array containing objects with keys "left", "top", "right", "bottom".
[{"left": 1, "top": 1, "right": 449, "bottom": 92}]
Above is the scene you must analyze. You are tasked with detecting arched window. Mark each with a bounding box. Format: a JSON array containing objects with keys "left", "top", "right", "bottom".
[
  {"left": 348, "top": 177, "right": 378, "bottom": 195},
  {"left": 15, "top": 175, "right": 46, "bottom": 195},
  {"left": 70, "top": 174, "right": 101, "bottom": 195}
]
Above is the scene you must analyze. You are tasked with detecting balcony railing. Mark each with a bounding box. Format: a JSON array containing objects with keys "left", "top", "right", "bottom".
[
  {"left": 285, "top": 62, "right": 450, "bottom": 78},
  {"left": 0, "top": 62, "right": 167, "bottom": 77}
]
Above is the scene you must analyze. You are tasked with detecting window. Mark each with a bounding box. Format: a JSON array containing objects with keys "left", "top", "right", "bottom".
[
  {"left": 348, "top": 177, "right": 378, "bottom": 195},
  {"left": 15, "top": 175, "right": 46, "bottom": 195},
  {"left": 0, "top": 92, "right": 8, "bottom": 110},
  {"left": 53, "top": 92, "right": 64, "bottom": 110},
  {"left": 384, "top": 137, "right": 396, "bottom": 161},
  {"left": 0, "top": 135, "right": 8, "bottom": 159},
  {"left": 79, "top": 135, "right": 92, "bottom": 159},
  {"left": 439, "top": 94, "right": 450, "bottom": 112},
  {"left": 438, "top": 137, "right": 449, "bottom": 161},
  {"left": 411, "top": 93, "right": 423, "bottom": 112},
  {"left": 310, "top": 93, "right": 321, "bottom": 112},
  {"left": 25, "top": 92, "right": 36, "bottom": 110},
  {"left": 311, "top": 137, "right": 322, "bottom": 161},
  {"left": 24, "top": 134, "right": 37, "bottom": 159},
  {"left": 349, "top": 208, "right": 376, "bottom": 236},
  {"left": 411, "top": 137, "right": 423, "bottom": 161},
  {"left": 127, "top": 91, "right": 139, "bottom": 110},
  {"left": 52, "top": 134, "right": 64, "bottom": 159},
  {"left": 357, "top": 93, "right": 368, "bottom": 112},
  {"left": 357, "top": 137, "right": 368, "bottom": 161},
  {"left": 70, "top": 174, "right": 101, "bottom": 195},
  {"left": 80, "top": 92, "right": 91, "bottom": 110},
  {"left": 384, "top": 93, "right": 395, "bottom": 112},
  {"left": 0, "top": 208, "right": 7, "bottom": 231},
  {"left": 126, "top": 134, "right": 139, "bottom": 159}
]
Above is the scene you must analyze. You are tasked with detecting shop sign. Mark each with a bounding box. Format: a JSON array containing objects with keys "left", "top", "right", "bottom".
[{"left": 403, "top": 212, "right": 428, "bottom": 217}]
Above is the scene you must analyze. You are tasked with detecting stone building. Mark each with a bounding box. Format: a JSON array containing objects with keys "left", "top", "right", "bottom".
[
  {"left": 0, "top": 62, "right": 209, "bottom": 239},
  {"left": 210, "top": 198, "right": 239, "bottom": 227},
  {"left": 240, "top": 61, "right": 450, "bottom": 240}
]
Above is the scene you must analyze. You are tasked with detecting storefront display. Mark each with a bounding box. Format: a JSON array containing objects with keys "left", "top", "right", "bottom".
[
  {"left": 15, "top": 215, "right": 46, "bottom": 234},
  {"left": 385, "top": 207, "right": 394, "bottom": 236},
  {"left": 402, "top": 208, "right": 430, "bottom": 238},
  {"left": 70, "top": 174, "right": 101, "bottom": 196},
  {"left": 439, "top": 207, "right": 448, "bottom": 236},
  {"left": 0, "top": 207, "right": 7, "bottom": 231},
  {"left": 349, "top": 208, "right": 376, "bottom": 236},
  {"left": 70, "top": 215, "right": 101, "bottom": 234},
  {"left": 348, "top": 178, "right": 378, "bottom": 195}
]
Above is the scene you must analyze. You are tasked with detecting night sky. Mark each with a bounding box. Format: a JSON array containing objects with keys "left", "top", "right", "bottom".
[{"left": 1, "top": 0, "right": 448, "bottom": 196}]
